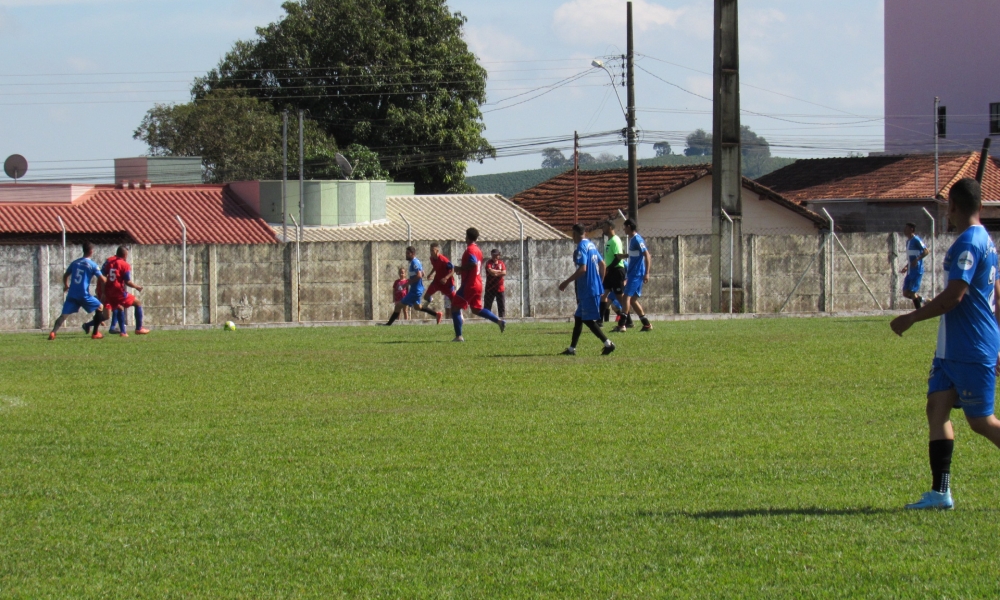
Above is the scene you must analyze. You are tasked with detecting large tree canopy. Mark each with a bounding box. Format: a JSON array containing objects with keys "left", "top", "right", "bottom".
[{"left": 189, "top": 0, "right": 493, "bottom": 193}]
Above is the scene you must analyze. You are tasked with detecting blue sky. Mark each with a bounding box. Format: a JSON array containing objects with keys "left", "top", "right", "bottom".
[{"left": 0, "top": 0, "right": 885, "bottom": 182}]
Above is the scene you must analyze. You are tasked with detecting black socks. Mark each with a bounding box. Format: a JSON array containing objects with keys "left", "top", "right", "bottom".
[
  {"left": 913, "top": 297, "right": 923, "bottom": 310},
  {"left": 571, "top": 316, "right": 584, "bottom": 348},
  {"left": 386, "top": 312, "right": 399, "bottom": 326},
  {"left": 584, "top": 320, "right": 608, "bottom": 343},
  {"left": 930, "top": 439, "right": 954, "bottom": 494}
]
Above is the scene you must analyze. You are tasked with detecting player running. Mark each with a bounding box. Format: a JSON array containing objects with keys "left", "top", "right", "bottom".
[
  {"left": 891, "top": 178, "right": 1000, "bottom": 510},
  {"left": 86, "top": 246, "right": 149, "bottom": 337},
  {"left": 382, "top": 246, "right": 441, "bottom": 326},
  {"left": 422, "top": 242, "right": 454, "bottom": 324},
  {"left": 450, "top": 227, "right": 505, "bottom": 342},
  {"left": 49, "top": 241, "right": 108, "bottom": 340},
  {"left": 613, "top": 219, "right": 653, "bottom": 332},
  {"left": 900, "top": 222, "right": 929, "bottom": 309},
  {"left": 559, "top": 224, "right": 615, "bottom": 356}
]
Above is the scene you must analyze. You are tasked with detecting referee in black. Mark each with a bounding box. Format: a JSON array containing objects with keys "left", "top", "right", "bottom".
[{"left": 600, "top": 220, "right": 627, "bottom": 324}]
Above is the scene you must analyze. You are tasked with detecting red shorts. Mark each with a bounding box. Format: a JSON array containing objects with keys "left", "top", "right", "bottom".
[
  {"left": 426, "top": 280, "right": 456, "bottom": 300},
  {"left": 105, "top": 294, "right": 136, "bottom": 311},
  {"left": 451, "top": 287, "right": 483, "bottom": 311}
]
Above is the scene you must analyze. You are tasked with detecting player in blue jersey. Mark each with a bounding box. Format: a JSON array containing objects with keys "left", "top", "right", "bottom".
[
  {"left": 613, "top": 219, "right": 653, "bottom": 332},
  {"left": 558, "top": 224, "right": 615, "bottom": 355},
  {"left": 891, "top": 179, "right": 1000, "bottom": 510},
  {"left": 900, "top": 222, "right": 929, "bottom": 309},
  {"left": 49, "top": 241, "right": 109, "bottom": 340},
  {"left": 381, "top": 246, "right": 441, "bottom": 326}
]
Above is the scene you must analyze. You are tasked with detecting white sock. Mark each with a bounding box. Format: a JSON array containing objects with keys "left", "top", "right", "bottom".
[{"left": 604, "top": 339, "right": 612, "bottom": 347}]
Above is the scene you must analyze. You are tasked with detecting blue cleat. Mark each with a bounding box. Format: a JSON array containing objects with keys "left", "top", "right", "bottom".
[{"left": 905, "top": 490, "right": 954, "bottom": 510}]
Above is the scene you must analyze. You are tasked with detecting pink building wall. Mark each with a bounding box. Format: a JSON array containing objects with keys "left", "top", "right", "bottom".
[{"left": 885, "top": 0, "right": 1000, "bottom": 154}]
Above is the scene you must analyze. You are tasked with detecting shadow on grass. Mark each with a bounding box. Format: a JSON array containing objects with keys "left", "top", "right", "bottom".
[
  {"left": 378, "top": 340, "right": 450, "bottom": 344},
  {"left": 486, "top": 353, "right": 558, "bottom": 358},
  {"left": 640, "top": 507, "right": 899, "bottom": 519}
]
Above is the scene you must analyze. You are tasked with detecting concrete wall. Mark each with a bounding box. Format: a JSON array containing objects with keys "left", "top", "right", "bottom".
[{"left": 7, "top": 232, "right": 994, "bottom": 331}]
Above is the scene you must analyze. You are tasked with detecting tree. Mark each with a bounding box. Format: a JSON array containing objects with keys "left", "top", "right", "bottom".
[
  {"left": 653, "top": 141, "right": 672, "bottom": 156},
  {"left": 541, "top": 148, "right": 570, "bottom": 169},
  {"left": 189, "top": 0, "right": 493, "bottom": 193},
  {"left": 685, "top": 129, "right": 713, "bottom": 156},
  {"left": 594, "top": 152, "right": 624, "bottom": 164},
  {"left": 741, "top": 125, "right": 770, "bottom": 158},
  {"left": 306, "top": 144, "right": 391, "bottom": 180},
  {"left": 134, "top": 89, "right": 340, "bottom": 183}
]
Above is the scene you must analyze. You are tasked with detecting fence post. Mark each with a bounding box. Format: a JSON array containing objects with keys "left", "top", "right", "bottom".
[
  {"left": 526, "top": 238, "right": 535, "bottom": 318},
  {"left": 674, "top": 236, "right": 684, "bottom": 314},
  {"left": 747, "top": 234, "right": 757, "bottom": 314},
  {"left": 889, "top": 233, "right": 899, "bottom": 310},
  {"left": 208, "top": 244, "right": 218, "bottom": 324},
  {"left": 369, "top": 241, "right": 379, "bottom": 322},
  {"left": 819, "top": 233, "right": 828, "bottom": 312},
  {"left": 37, "top": 245, "right": 49, "bottom": 329}
]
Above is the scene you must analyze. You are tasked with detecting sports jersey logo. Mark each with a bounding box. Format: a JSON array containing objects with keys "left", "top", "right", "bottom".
[{"left": 957, "top": 251, "right": 974, "bottom": 271}]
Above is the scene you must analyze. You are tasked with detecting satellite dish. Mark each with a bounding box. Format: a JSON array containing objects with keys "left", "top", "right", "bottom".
[
  {"left": 335, "top": 153, "right": 354, "bottom": 179},
  {"left": 4, "top": 154, "right": 28, "bottom": 182}
]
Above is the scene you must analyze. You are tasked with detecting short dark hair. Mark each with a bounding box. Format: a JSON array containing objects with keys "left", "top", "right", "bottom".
[
  {"left": 904, "top": 222, "right": 916, "bottom": 230},
  {"left": 116, "top": 246, "right": 128, "bottom": 258},
  {"left": 82, "top": 241, "right": 94, "bottom": 256},
  {"left": 603, "top": 220, "right": 616, "bottom": 230},
  {"left": 491, "top": 248, "right": 500, "bottom": 255},
  {"left": 466, "top": 227, "right": 479, "bottom": 242},
  {"left": 571, "top": 223, "right": 585, "bottom": 236},
  {"left": 623, "top": 218, "right": 637, "bottom": 231},
  {"left": 949, "top": 178, "right": 982, "bottom": 216},
  {"left": 405, "top": 245, "right": 416, "bottom": 254},
  {"left": 430, "top": 242, "right": 440, "bottom": 250}
]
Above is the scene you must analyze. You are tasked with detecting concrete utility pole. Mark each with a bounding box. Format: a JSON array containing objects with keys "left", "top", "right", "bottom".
[
  {"left": 711, "top": 0, "right": 742, "bottom": 313},
  {"left": 574, "top": 130, "right": 580, "bottom": 224},
  {"left": 626, "top": 1, "right": 639, "bottom": 225}
]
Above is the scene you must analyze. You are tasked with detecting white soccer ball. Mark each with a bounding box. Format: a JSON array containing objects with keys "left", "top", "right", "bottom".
[{"left": 224, "top": 321, "right": 237, "bottom": 331}]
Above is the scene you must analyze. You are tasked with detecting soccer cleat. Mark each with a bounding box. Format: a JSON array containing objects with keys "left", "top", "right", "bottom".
[
  {"left": 436, "top": 312, "right": 443, "bottom": 325},
  {"left": 82, "top": 322, "right": 91, "bottom": 335},
  {"left": 451, "top": 337, "right": 465, "bottom": 342},
  {"left": 904, "top": 490, "right": 954, "bottom": 510},
  {"left": 48, "top": 332, "right": 56, "bottom": 340},
  {"left": 625, "top": 317, "right": 634, "bottom": 329},
  {"left": 120, "top": 332, "right": 129, "bottom": 338},
  {"left": 107, "top": 328, "right": 120, "bottom": 335},
  {"left": 601, "top": 342, "right": 616, "bottom": 355},
  {"left": 559, "top": 348, "right": 576, "bottom": 355},
  {"left": 499, "top": 319, "right": 506, "bottom": 333},
  {"left": 91, "top": 332, "right": 104, "bottom": 340},
  {"left": 640, "top": 324, "right": 653, "bottom": 332},
  {"left": 136, "top": 328, "right": 151, "bottom": 335},
  {"left": 611, "top": 325, "right": 627, "bottom": 333}
]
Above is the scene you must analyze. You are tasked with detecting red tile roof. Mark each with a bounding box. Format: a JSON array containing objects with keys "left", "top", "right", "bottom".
[
  {"left": 510, "top": 164, "right": 824, "bottom": 232},
  {"left": 0, "top": 185, "right": 278, "bottom": 244},
  {"left": 755, "top": 152, "right": 1000, "bottom": 203}
]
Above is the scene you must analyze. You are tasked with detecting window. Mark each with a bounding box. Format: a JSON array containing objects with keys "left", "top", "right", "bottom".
[
  {"left": 991, "top": 103, "right": 1000, "bottom": 135},
  {"left": 937, "top": 105, "right": 947, "bottom": 138}
]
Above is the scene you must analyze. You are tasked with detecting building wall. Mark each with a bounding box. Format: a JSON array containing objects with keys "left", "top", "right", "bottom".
[{"left": 885, "top": 0, "right": 1000, "bottom": 153}]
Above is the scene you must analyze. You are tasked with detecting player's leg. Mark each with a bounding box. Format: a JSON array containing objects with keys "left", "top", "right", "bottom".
[
  {"left": 384, "top": 301, "right": 405, "bottom": 326},
  {"left": 496, "top": 291, "right": 506, "bottom": 319},
  {"left": 614, "top": 295, "right": 632, "bottom": 332},
  {"left": 414, "top": 302, "right": 440, "bottom": 319},
  {"left": 580, "top": 295, "right": 613, "bottom": 353},
  {"left": 906, "top": 361, "right": 957, "bottom": 509},
  {"left": 89, "top": 304, "right": 108, "bottom": 339},
  {"left": 133, "top": 297, "right": 149, "bottom": 334},
  {"left": 563, "top": 315, "right": 584, "bottom": 355},
  {"left": 451, "top": 309, "right": 464, "bottom": 341},
  {"left": 966, "top": 415, "right": 1000, "bottom": 448},
  {"left": 633, "top": 299, "right": 652, "bottom": 331}
]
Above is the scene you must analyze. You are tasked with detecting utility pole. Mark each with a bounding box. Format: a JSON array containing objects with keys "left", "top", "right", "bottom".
[
  {"left": 298, "top": 110, "right": 304, "bottom": 244},
  {"left": 282, "top": 111, "right": 288, "bottom": 243},
  {"left": 574, "top": 131, "right": 580, "bottom": 224},
  {"left": 711, "top": 0, "right": 742, "bottom": 313},
  {"left": 934, "top": 97, "right": 940, "bottom": 198},
  {"left": 626, "top": 1, "right": 639, "bottom": 225}
]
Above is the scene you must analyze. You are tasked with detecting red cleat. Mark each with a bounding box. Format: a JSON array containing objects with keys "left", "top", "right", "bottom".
[
  {"left": 435, "top": 312, "right": 443, "bottom": 325},
  {"left": 135, "top": 328, "right": 150, "bottom": 335},
  {"left": 92, "top": 332, "right": 104, "bottom": 340},
  {"left": 120, "top": 332, "right": 128, "bottom": 338},
  {"left": 48, "top": 332, "right": 55, "bottom": 340}
]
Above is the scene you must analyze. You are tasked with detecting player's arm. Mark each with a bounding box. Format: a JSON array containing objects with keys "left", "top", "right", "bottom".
[
  {"left": 124, "top": 272, "right": 143, "bottom": 293},
  {"left": 409, "top": 269, "right": 424, "bottom": 286},
  {"left": 495, "top": 263, "right": 507, "bottom": 277},
  {"left": 559, "top": 263, "right": 587, "bottom": 291},
  {"left": 598, "top": 258, "right": 606, "bottom": 280},
  {"left": 643, "top": 250, "right": 651, "bottom": 282},
  {"left": 890, "top": 278, "right": 969, "bottom": 336},
  {"left": 62, "top": 270, "right": 71, "bottom": 293}
]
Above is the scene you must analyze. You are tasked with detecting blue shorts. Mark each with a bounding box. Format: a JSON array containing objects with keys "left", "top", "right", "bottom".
[
  {"left": 62, "top": 295, "right": 103, "bottom": 315},
  {"left": 400, "top": 286, "right": 424, "bottom": 307},
  {"left": 903, "top": 271, "right": 922, "bottom": 293},
  {"left": 575, "top": 295, "right": 601, "bottom": 321},
  {"left": 928, "top": 358, "right": 996, "bottom": 419},
  {"left": 624, "top": 275, "right": 644, "bottom": 298}
]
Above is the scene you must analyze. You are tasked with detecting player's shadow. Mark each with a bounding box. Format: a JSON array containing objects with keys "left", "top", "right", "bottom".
[
  {"left": 638, "top": 507, "right": 898, "bottom": 519},
  {"left": 486, "top": 353, "right": 554, "bottom": 358}
]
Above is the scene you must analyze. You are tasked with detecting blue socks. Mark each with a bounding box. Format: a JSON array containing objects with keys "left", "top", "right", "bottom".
[
  {"left": 477, "top": 308, "right": 500, "bottom": 324},
  {"left": 135, "top": 306, "right": 144, "bottom": 329},
  {"left": 452, "top": 311, "right": 463, "bottom": 337},
  {"left": 115, "top": 309, "right": 126, "bottom": 334}
]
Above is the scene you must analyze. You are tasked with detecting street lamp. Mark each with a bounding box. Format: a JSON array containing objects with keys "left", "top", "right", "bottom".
[{"left": 592, "top": 60, "right": 627, "bottom": 117}]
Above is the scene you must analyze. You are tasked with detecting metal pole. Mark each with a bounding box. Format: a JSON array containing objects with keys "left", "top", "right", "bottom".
[
  {"left": 922, "top": 207, "right": 936, "bottom": 298},
  {"left": 298, "top": 110, "right": 304, "bottom": 244},
  {"left": 823, "top": 208, "right": 835, "bottom": 312},
  {"left": 721, "top": 209, "right": 734, "bottom": 314},
  {"left": 832, "top": 233, "right": 883, "bottom": 311},
  {"left": 574, "top": 130, "right": 579, "bottom": 224},
  {"left": 778, "top": 247, "right": 822, "bottom": 314},
  {"left": 175, "top": 215, "right": 187, "bottom": 325},
  {"left": 282, "top": 111, "right": 288, "bottom": 243},
  {"left": 976, "top": 138, "right": 991, "bottom": 183},
  {"left": 56, "top": 216, "right": 66, "bottom": 273},
  {"left": 934, "top": 97, "right": 940, "bottom": 197},
  {"left": 512, "top": 209, "right": 525, "bottom": 318},
  {"left": 289, "top": 213, "right": 301, "bottom": 323},
  {"left": 626, "top": 1, "right": 639, "bottom": 225},
  {"left": 399, "top": 213, "right": 412, "bottom": 245}
]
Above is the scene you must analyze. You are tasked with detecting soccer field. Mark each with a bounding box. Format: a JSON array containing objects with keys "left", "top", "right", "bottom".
[{"left": 1, "top": 319, "right": 997, "bottom": 598}]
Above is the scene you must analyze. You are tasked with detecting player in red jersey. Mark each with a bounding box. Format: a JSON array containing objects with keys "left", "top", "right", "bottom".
[
  {"left": 86, "top": 246, "right": 149, "bottom": 337},
  {"left": 449, "top": 227, "right": 505, "bottom": 341},
  {"left": 422, "top": 242, "right": 454, "bottom": 324}
]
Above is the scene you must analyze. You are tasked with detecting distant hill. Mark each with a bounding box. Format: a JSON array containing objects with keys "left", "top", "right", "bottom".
[{"left": 467, "top": 155, "right": 797, "bottom": 198}]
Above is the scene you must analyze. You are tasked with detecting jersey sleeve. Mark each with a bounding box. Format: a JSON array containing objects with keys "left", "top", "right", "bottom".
[
  {"left": 574, "top": 247, "right": 585, "bottom": 266},
  {"left": 948, "top": 242, "right": 979, "bottom": 284}
]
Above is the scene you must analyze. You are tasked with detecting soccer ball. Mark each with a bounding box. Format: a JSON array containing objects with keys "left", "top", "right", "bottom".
[{"left": 224, "top": 321, "right": 236, "bottom": 331}]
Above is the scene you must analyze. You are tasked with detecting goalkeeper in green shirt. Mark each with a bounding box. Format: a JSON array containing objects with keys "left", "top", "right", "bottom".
[{"left": 600, "top": 220, "right": 628, "bottom": 323}]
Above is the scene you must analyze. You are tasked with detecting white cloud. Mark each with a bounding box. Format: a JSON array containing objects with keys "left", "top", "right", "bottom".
[
  {"left": 0, "top": 0, "right": 129, "bottom": 5},
  {"left": 464, "top": 25, "right": 535, "bottom": 65},
  {"left": 553, "top": 0, "right": 691, "bottom": 44},
  {"left": 67, "top": 56, "right": 97, "bottom": 72}
]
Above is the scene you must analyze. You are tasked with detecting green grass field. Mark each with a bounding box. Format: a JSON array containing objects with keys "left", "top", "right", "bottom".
[{"left": 1, "top": 318, "right": 998, "bottom": 598}]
